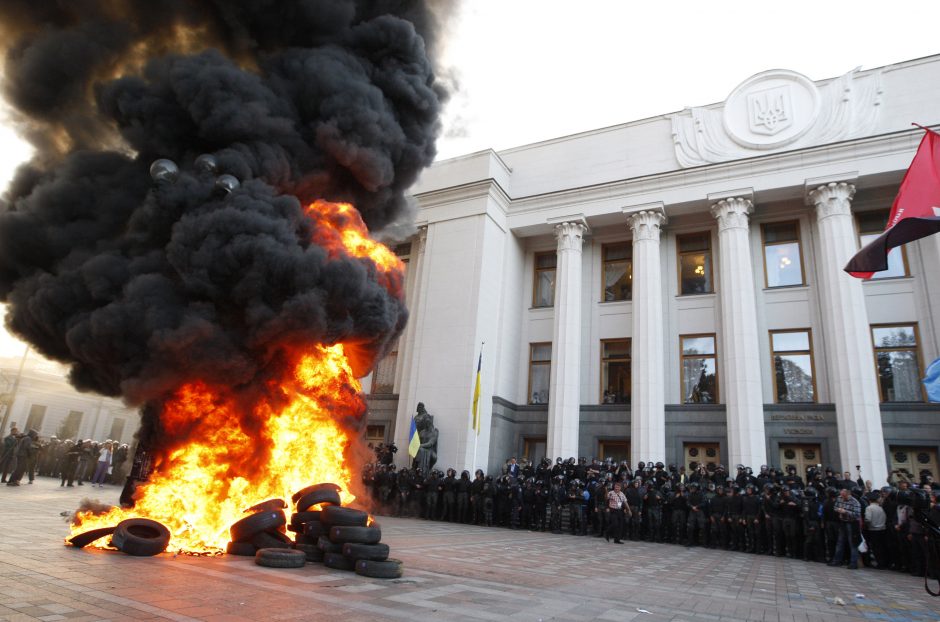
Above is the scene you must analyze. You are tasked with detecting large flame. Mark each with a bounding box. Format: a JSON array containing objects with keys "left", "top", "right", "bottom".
[{"left": 69, "top": 200, "right": 402, "bottom": 554}]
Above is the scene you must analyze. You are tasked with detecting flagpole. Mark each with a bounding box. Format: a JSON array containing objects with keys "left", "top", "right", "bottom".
[{"left": 472, "top": 341, "right": 484, "bottom": 473}]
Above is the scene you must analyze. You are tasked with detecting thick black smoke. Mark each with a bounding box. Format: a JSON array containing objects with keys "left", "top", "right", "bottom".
[{"left": 0, "top": 1, "right": 448, "bottom": 447}]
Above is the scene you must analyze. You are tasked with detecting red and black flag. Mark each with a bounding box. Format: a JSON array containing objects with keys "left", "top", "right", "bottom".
[{"left": 845, "top": 126, "right": 940, "bottom": 278}]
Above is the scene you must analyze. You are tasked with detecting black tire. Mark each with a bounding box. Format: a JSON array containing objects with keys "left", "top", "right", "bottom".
[
  {"left": 323, "top": 552, "right": 354, "bottom": 571},
  {"left": 296, "top": 489, "right": 341, "bottom": 511},
  {"left": 302, "top": 521, "right": 324, "bottom": 539},
  {"left": 293, "top": 543, "right": 325, "bottom": 562},
  {"left": 68, "top": 526, "right": 117, "bottom": 549},
  {"left": 291, "top": 483, "right": 341, "bottom": 504},
  {"left": 255, "top": 548, "right": 306, "bottom": 569},
  {"left": 317, "top": 536, "right": 344, "bottom": 554},
  {"left": 342, "top": 542, "right": 389, "bottom": 561},
  {"left": 226, "top": 541, "right": 257, "bottom": 556},
  {"left": 355, "top": 558, "right": 403, "bottom": 579},
  {"left": 329, "top": 525, "right": 381, "bottom": 544},
  {"left": 320, "top": 505, "right": 369, "bottom": 527},
  {"left": 230, "top": 510, "right": 286, "bottom": 542},
  {"left": 295, "top": 532, "right": 320, "bottom": 545},
  {"left": 290, "top": 511, "right": 321, "bottom": 529},
  {"left": 245, "top": 498, "right": 286, "bottom": 513},
  {"left": 251, "top": 531, "right": 292, "bottom": 549},
  {"left": 111, "top": 519, "right": 171, "bottom": 557}
]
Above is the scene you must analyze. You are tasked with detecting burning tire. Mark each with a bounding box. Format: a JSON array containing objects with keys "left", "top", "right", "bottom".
[
  {"left": 355, "top": 558, "right": 403, "bottom": 579},
  {"left": 323, "top": 552, "right": 354, "bottom": 571},
  {"left": 111, "top": 519, "right": 171, "bottom": 557},
  {"left": 226, "top": 541, "right": 257, "bottom": 556},
  {"left": 251, "top": 531, "right": 293, "bottom": 549},
  {"left": 230, "top": 510, "right": 286, "bottom": 543},
  {"left": 245, "top": 498, "right": 287, "bottom": 513},
  {"left": 320, "top": 505, "right": 369, "bottom": 527},
  {"left": 255, "top": 548, "right": 306, "bottom": 569},
  {"left": 293, "top": 543, "right": 325, "bottom": 562},
  {"left": 68, "top": 526, "right": 117, "bottom": 549},
  {"left": 317, "top": 536, "right": 343, "bottom": 554},
  {"left": 296, "top": 489, "right": 341, "bottom": 511},
  {"left": 329, "top": 525, "right": 381, "bottom": 544},
  {"left": 342, "top": 542, "right": 389, "bottom": 562},
  {"left": 291, "top": 483, "right": 340, "bottom": 504}
]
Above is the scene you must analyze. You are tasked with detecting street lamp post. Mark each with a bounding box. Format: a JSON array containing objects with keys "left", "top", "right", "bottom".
[{"left": 0, "top": 345, "right": 30, "bottom": 436}]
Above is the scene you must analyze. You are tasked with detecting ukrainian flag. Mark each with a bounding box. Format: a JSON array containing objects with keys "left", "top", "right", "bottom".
[
  {"left": 471, "top": 350, "right": 482, "bottom": 435},
  {"left": 408, "top": 415, "right": 420, "bottom": 457}
]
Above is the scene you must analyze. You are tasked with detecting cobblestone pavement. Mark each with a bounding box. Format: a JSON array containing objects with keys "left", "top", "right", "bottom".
[{"left": 0, "top": 478, "right": 938, "bottom": 621}]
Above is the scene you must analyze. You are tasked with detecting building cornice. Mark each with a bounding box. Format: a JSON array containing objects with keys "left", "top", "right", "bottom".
[{"left": 464, "top": 128, "right": 926, "bottom": 236}]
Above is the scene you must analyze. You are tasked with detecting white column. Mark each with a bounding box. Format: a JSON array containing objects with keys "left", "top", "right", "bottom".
[
  {"left": 630, "top": 210, "right": 667, "bottom": 464},
  {"left": 393, "top": 226, "right": 428, "bottom": 466},
  {"left": 710, "top": 197, "right": 767, "bottom": 468},
  {"left": 808, "top": 182, "right": 888, "bottom": 486},
  {"left": 546, "top": 222, "right": 586, "bottom": 460}
]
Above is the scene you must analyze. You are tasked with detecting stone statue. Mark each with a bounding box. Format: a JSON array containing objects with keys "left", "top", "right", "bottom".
[{"left": 412, "top": 402, "right": 438, "bottom": 473}]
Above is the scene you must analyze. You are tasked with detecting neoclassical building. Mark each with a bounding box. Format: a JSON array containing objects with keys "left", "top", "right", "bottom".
[{"left": 364, "top": 55, "right": 940, "bottom": 486}]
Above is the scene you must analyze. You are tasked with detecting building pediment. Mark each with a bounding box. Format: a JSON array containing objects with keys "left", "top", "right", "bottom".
[{"left": 670, "top": 68, "right": 883, "bottom": 167}]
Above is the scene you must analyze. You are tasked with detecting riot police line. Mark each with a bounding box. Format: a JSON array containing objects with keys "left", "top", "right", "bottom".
[{"left": 362, "top": 456, "right": 940, "bottom": 580}]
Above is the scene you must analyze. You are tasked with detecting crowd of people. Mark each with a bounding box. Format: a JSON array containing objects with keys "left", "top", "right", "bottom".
[
  {"left": 363, "top": 450, "right": 940, "bottom": 578},
  {"left": 0, "top": 426, "right": 130, "bottom": 487}
]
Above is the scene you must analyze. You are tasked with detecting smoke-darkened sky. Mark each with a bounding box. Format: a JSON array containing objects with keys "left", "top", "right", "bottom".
[{"left": 0, "top": 1, "right": 450, "bottom": 424}]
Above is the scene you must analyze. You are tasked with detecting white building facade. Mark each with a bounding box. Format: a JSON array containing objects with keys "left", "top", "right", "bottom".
[
  {"left": 0, "top": 348, "right": 140, "bottom": 445},
  {"left": 364, "top": 56, "right": 940, "bottom": 486}
]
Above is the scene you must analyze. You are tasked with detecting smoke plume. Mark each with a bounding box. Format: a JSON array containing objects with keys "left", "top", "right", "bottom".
[{"left": 0, "top": 1, "right": 448, "bottom": 449}]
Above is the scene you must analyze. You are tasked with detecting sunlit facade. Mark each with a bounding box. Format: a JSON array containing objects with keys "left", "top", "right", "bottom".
[{"left": 367, "top": 57, "right": 940, "bottom": 485}]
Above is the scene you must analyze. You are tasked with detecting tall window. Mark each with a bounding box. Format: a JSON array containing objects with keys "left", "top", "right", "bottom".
[
  {"left": 24, "top": 404, "right": 46, "bottom": 434},
  {"left": 602, "top": 243, "right": 632, "bottom": 301},
  {"left": 528, "top": 343, "right": 552, "bottom": 404},
  {"left": 533, "top": 252, "right": 556, "bottom": 307},
  {"left": 857, "top": 211, "right": 908, "bottom": 278},
  {"left": 56, "top": 410, "right": 82, "bottom": 440},
  {"left": 770, "top": 330, "right": 816, "bottom": 403},
  {"left": 872, "top": 324, "right": 923, "bottom": 402},
  {"left": 108, "top": 418, "right": 126, "bottom": 443},
  {"left": 677, "top": 232, "right": 713, "bottom": 295},
  {"left": 601, "top": 339, "right": 631, "bottom": 404},
  {"left": 681, "top": 335, "right": 718, "bottom": 403},
  {"left": 762, "top": 221, "right": 805, "bottom": 287}
]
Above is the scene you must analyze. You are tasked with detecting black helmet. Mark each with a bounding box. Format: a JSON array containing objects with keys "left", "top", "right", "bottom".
[
  {"left": 803, "top": 487, "right": 818, "bottom": 498},
  {"left": 655, "top": 462, "right": 664, "bottom": 469}
]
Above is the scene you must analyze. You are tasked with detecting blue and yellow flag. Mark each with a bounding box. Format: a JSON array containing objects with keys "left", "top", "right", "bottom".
[
  {"left": 408, "top": 415, "right": 420, "bottom": 458},
  {"left": 471, "top": 349, "right": 482, "bottom": 435}
]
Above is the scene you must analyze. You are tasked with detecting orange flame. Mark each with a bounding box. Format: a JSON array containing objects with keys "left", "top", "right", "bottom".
[{"left": 69, "top": 200, "right": 403, "bottom": 554}]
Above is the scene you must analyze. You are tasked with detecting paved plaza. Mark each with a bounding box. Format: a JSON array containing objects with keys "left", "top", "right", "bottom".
[{"left": 0, "top": 478, "right": 937, "bottom": 622}]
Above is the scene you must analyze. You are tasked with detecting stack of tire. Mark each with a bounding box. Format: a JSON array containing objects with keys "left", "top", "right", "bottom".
[
  {"left": 226, "top": 498, "right": 296, "bottom": 562},
  {"left": 293, "top": 484, "right": 403, "bottom": 579}
]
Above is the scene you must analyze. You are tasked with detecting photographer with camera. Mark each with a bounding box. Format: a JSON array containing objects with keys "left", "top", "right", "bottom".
[{"left": 828, "top": 488, "right": 862, "bottom": 569}]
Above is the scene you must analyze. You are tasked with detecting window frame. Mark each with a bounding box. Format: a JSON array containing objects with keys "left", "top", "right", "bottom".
[
  {"left": 600, "top": 338, "right": 631, "bottom": 404},
  {"left": 855, "top": 210, "right": 910, "bottom": 279},
  {"left": 870, "top": 323, "right": 925, "bottom": 402},
  {"left": 601, "top": 242, "right": 632, "bottom": 302},
  {"left": 760, "top": 220, "right": 806, "bottom": 288},
  {"left": 679, "top": 333, "right": 719, "bottom": 404},
  {"left": 769, "top": 329, "right": 817, "bottom": 404},
  {"left": 527, "top": 342, "right": 552, "bottom": 405},
  {"left": 676, "top": 232, "right": 714, "bottom": 296},
  {"left": 532, "top": 251, "right": 557, "bottom": 308}
]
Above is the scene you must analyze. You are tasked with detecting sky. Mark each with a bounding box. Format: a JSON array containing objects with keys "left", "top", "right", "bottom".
[{"left": 0, "top": 0, "right": 939, "bottom": 358}]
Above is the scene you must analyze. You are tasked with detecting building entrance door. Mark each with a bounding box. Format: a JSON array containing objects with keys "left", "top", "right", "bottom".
[
  {"left": 599, "top": 440, "right": 630, "bottom": 462},
  {"left": 889, "top": 446, "right": 939, "bottom": 481},
  {"left": 779, "top": 444, "right": 822, "bottom": 476},
  {"left": 684, "top": 443, "right": 720, "bottom": 471},
  {"left": 523, "top": 437, "right": 547, "bottom": 463}
]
